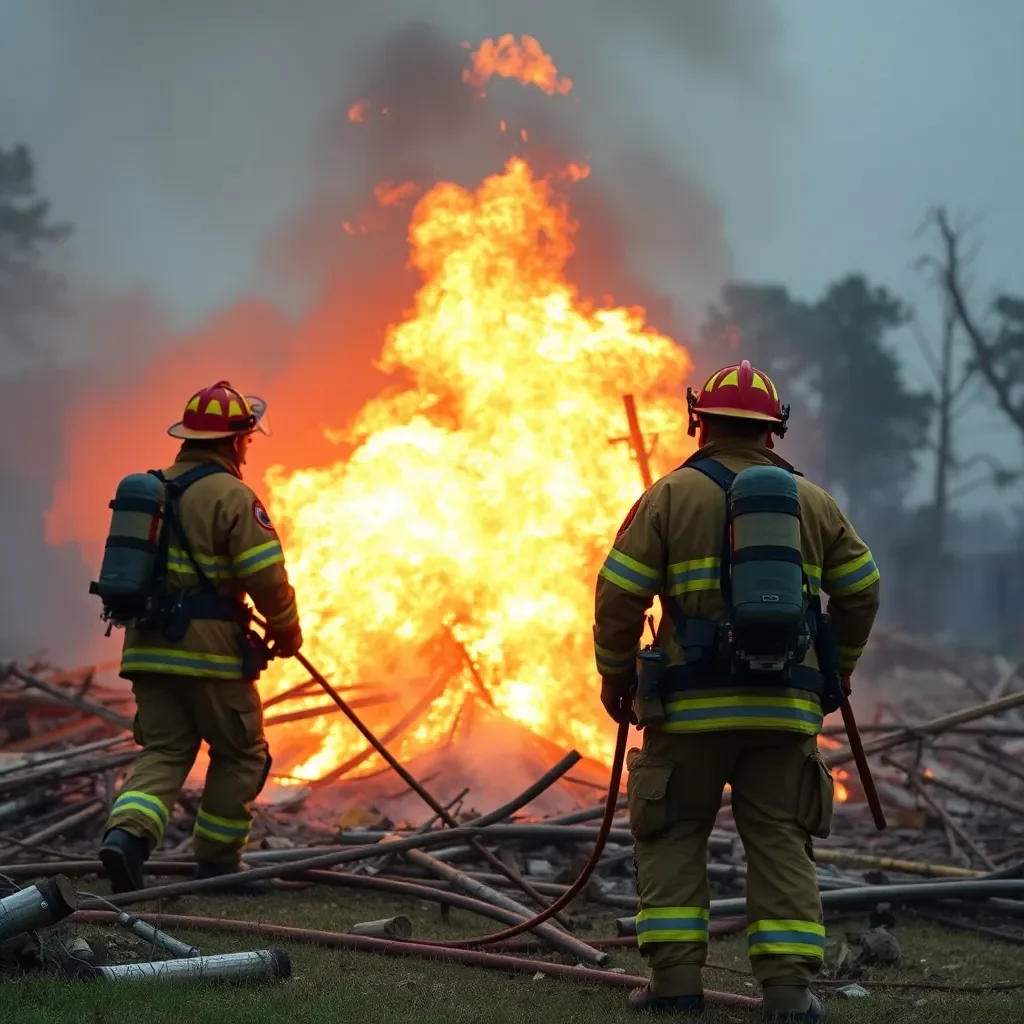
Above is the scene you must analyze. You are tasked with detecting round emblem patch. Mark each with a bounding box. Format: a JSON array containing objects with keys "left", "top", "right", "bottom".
[
  {"left": 616, "top": 495, "right": 644, "bottom": 539},
  {"left": 252, "top": 499, "right": 275, "bottom": 532}
]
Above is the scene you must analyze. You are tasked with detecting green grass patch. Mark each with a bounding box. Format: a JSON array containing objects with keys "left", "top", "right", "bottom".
[{"left": 2, "top": 885, "right": 1023, "bottom": 1023}]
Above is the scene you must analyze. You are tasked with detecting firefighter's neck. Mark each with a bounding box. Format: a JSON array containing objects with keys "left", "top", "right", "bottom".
[
  {"left": 698, "top": 420, "right": 771, "bottom": 449},
  {"left": 177, "top": 438, "right": 248, "bottom": 478}
]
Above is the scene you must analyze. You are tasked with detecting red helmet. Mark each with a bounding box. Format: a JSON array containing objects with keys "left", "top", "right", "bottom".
[
  {"left": 168, "top": 380, "right": 270, "bottom": 440},
  {"left": 686, "top": 360, "right": 789, "bottom": 438}
]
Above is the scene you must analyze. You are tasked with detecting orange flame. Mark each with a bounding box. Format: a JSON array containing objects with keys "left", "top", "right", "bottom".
[
  {"left": 834, "top": 768, "right": 849, "bottom": 803},
  {"left": 463, "top": 34, "right": 573, "bottom": 96},
  {"left": 348, "top": 100, "right": 368, "bottom": 123},
  {"left": 373, "top": 180, "right": 421, "bottom": 208},
  {"left": 260, "top": 157, "right": 693, "bottom": 782}
]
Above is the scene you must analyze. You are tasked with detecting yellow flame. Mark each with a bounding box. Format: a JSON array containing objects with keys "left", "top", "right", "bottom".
[{"left": 260, "top": 157, "right": 692, "bottom": 783}]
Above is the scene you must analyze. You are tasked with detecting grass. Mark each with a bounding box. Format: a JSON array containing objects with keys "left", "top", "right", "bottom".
[{"left": 3, "top": 884, "right": 1024, "bottom": 1023}]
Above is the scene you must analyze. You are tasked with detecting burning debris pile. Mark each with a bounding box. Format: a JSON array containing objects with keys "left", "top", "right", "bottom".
[
  {"left": 4, "top": 635, "right": 1024, "bottom": 1003},
  {"left": 6, "top": 30, "right": 1024, "bottom": 1009}
]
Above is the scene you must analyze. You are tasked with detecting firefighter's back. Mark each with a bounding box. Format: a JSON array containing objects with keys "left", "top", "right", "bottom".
[{"left": 594, "top": 360, "right": 878, "bottom": 1020}]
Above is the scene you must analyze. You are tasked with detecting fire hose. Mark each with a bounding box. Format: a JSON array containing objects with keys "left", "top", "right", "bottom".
[{"left": 252, "top": 615, "right": 632, "bottom": 953}]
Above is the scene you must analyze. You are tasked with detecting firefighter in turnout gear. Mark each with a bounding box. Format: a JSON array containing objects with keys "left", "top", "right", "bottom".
[
  {"left": 594, "top": 361, "right": 880, "bottom": 1022},
  {"left": 98, "top": 381, "right": 303, "bottom": 893}
]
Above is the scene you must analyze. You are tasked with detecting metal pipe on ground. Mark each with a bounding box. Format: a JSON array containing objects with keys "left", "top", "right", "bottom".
[
  {"left": 0, "top": 876, "right": 78, "bottom": 942},
  {"left": 262, "top": 633, "right": 576, "bottom": 927},
  {"left": 348, "top": 917, "right": 412, "bottom": 940},
  {"left": 543, "top": 798, "right": 627, "bottom": 826},
  {"left": 402, "top": 719, "right": 631, "bottom": 951},
  {"left": 70, "top": 949, "right": 291, "bottom": 984},
  {"left": 85, "top": 871, "right": 546, "bottom": 934},
  {"left": 487, "top": 916, "right": 750, "bottom": 954},
  {"left": 245, "top": 825, "right": 656, "bottom": 856},
  {"left": 0, "top": 860, "right": 194, "bottom": 880},
  {"left": 81, "top": 754, "right": 594, "bottom": 907},
  {"left": 113, "top": 911, "right": 201, "bottom": 958},
  {"left": 813, "top": 848, "right": 984, "bottom": 879},
  {"left": 402, "top": 846, "right": 608, "bottom": 966},
  {"left": 72, "top": 911, "right": 759, "bottom": 1011},
  {"left": 615, "top": 879, "right": 1024, "bottom": 934}
]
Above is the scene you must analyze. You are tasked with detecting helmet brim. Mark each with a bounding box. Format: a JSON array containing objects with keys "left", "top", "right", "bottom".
[
  {"left": 168, "top": 394, "right": 270, "bottom": 440},
  {"left": 696, "top": 407, "right": 782, "bottom": 423}
]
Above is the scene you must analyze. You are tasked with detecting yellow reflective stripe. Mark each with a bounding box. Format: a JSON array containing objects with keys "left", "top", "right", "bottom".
[
  {"left": 598, "top": 549, "right": 662, "bottom": 597},
  {"left": 265, "top": 602, "right": 299, "bottom": 630},
  {"left": 233, "top": 540, "right": 285, "bottom": 578},
  {"left": 747, "top": 919, "right": 825, "bottom": 960},
  {"left": 194, "top": 807, "right": 252, "bottom": 843},
  {"left": 166, "top": 547, "right": 232, "bottom": 579},
  {"left": 111, "top": 790, "right": 170, "bottom": 835},
  {"left": 803, "top": 563, "right": 822, "bottom": 595},
  {"left": 838, "top": 644, "right": 864, "bottom": 668},
  {"left": 666, "top": 557, "right": 719, "bottom": 596},
  {"left": 824, "top": 551, "right": 880, "bottom": 596},
  {"left": 121, "top": 646, "right": 244, "bottom": 679},
  {"left": 594, "top": 643, "right": 637, "bottom": 674},
  {"left": 636, "top": 906, "right": 710, "bottom": 946},
  {"left": 662, "top": 694, "right": 822, "bottom": 736}
]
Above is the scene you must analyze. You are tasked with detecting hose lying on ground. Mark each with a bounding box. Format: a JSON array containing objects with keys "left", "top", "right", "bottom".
[{"left": 72, "top": 911, "right": 759, "bottom": 1011}]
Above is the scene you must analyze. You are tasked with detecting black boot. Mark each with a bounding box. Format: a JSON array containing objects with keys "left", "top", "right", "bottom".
[
  {"left": 627, "top": 986, "right": 705, "bottom": 1015},
  {"left": 193, "top": 861, "right": 271, "bottom": 895},
  {"left": 99, "top": 829, "right": 148, "bottom": 894},
  {"left": 765, "top": 994, "right": 826, "bottom": 1023}
]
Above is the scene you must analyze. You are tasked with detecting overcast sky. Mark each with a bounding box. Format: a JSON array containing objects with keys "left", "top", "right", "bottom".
[
  {"left": 2, "top": 0, "right": 1022, "bottom": 487},
  {"left": 1, "top": 0, "right": 1022, "bottom": 658}
]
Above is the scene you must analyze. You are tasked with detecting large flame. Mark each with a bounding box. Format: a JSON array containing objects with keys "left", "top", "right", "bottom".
[{"left": 261, "top": 155, "right": 693, "bottom": 782}]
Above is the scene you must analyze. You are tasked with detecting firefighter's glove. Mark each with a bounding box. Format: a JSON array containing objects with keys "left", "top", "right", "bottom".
[
  {"left": 271, "top": 626, "right": 304, "bottom": 659},
  {"left": 601, "top": 674, "right": 637, "bottom": 726},
  {"left": 841, "top": 673, "right": 853, "bottom": 697}
]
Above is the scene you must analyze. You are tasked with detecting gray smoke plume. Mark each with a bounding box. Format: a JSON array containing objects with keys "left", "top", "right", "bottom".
[{"left": 0, "top": 0, "right": 788, "bottom": 662}]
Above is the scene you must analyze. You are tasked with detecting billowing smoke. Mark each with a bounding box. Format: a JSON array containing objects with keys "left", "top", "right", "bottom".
[{"left": 0, "top": 1, "right": 788, "bottom": 663}]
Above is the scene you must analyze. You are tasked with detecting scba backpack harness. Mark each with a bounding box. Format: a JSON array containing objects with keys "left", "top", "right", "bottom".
[
  {"left": 90, "top": 464, "right": 249, "bottom": 640},
  {"left": 634, "top": 454, "right": 843, "bottom": 725}
]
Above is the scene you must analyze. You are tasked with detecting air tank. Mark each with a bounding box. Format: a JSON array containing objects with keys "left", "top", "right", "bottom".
[
  {"left": 729, "top": 465, "right": 805, "bottom": 667},
  {"left": 90, "top": 472, "right": 165, "bottom": 623}
]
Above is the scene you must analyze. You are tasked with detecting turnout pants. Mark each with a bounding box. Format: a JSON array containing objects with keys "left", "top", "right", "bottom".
[
  {"left": 104, "top": 673, "right": 271, "bottom": 865},
  {"left": 628, "top": 728, "right": 834, "bottom": 1008}
]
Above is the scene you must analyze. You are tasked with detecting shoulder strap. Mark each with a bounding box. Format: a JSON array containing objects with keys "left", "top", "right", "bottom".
[
  {"left": 679, "top": 455, "right": 737, "bottom": 493},
  {"left": 679, "top": 457, "right": 736, "bottom": 602},
  {"left": 164, "top": 462, "right": 230, "bottom": 496},
  {"left": 157, "top": 463, "right": 230, "bottom": 592}
]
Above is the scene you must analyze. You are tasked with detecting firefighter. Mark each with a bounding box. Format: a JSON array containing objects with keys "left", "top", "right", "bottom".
[
  {"left": 594, "top": 361, "right": 880, "bottom": 1021},
  {"left": 99, "top": 380, "right": 303, "bottom": 893}
]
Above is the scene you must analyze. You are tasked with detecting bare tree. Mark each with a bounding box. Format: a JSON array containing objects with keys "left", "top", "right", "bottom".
[
  {"left": 908, "top": 294, "right": 968, "bottom": 557},
  {"left": 928, "top": 207, "right": 1024, "bottom": 437}
]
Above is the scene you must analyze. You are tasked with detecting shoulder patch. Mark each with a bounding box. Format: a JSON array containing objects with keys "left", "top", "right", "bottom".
[
  {"left": 616, "top": 495, "right": 644, "bottom": 539},
  {"left": 252, "top": 498, "right": 276, "bottom": 533}
]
